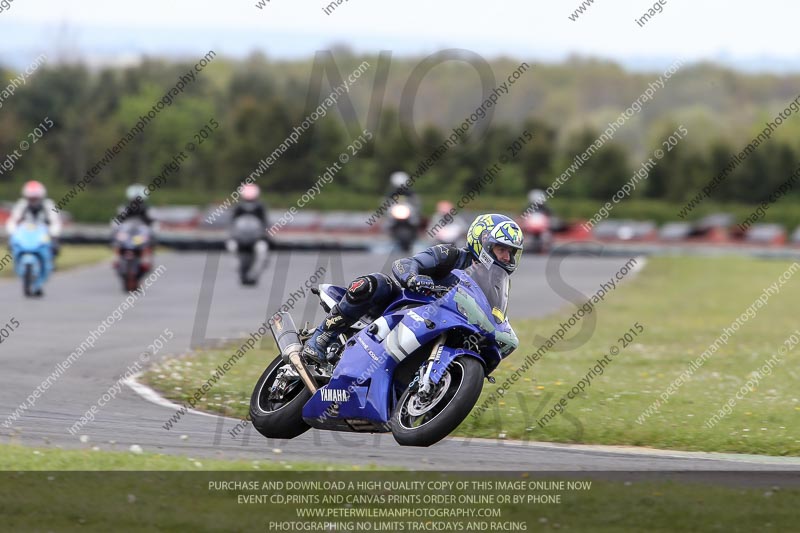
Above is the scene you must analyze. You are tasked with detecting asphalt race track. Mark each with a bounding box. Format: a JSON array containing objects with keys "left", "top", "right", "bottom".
[{"left": 2, "top": 249, "right": 800, "bottom": 472}]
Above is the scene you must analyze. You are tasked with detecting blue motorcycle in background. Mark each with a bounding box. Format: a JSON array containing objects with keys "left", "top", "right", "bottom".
[
  {"left": 251, "top": 262, "right": 519, "bottom": 447},
  {"left": 9, "top": 222, "right": 53, "bottom": 297}
]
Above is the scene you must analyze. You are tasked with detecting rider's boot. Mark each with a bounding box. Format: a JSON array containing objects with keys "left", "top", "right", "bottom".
[{"left": 302, "top": 304, "right": 358, "bottom": 364}]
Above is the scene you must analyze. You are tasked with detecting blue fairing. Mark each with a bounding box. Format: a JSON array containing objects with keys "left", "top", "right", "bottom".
[
  {"left": 302, "top": 267, "right": 517, "bottom": 432},
  {"left": 427, "top": 345, "right": 484, "bottom": 385},
  {"left": 10, "top": 223, "right": 53, "bottom": 290}
]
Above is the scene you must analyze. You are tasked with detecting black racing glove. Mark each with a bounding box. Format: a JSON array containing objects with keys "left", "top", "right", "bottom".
[{"left": 407, "top": 274, "right": 434, "bottom": 293}]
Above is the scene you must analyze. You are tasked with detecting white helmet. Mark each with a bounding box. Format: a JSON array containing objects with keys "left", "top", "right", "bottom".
[
  {"left": 390, "top": 171, "right": 410, "bottom": 189},
  {"left": 528, "top": 189, "right": 546, "bottom": 206},
  {"left": 126, "top": 184, "right": 147, "bottom": 202}
]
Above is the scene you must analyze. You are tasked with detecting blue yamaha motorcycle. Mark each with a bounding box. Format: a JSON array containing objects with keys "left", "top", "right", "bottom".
[
  {"left": 250, "top": 262, "right": 518, "bottom": 447},
  {"left": 9, "top": 222, "right": 53, "bottom": 297}
]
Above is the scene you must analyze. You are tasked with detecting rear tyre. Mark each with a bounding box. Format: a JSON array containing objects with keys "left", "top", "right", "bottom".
[
  {"left": 250, "top": 355, "right": 312, "bottom": 440},
  {"left": 391, "top": 356, "right": 484, "bottom": 447}
]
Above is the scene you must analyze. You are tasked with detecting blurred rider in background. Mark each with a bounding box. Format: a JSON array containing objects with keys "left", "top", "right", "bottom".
[
  {"left": 6, "top": 180, "right": 62, "bottom": 256},
  {"left": 525, "top": 189, "right": 552, "bottom": 217},
  {"left": 115, "top": 184, "right": 155, "bottom": 226},
  {"left": 387, "top": 171, "right": 421, "bottom": 212},
  {"left": 227, "top": 183, "right": 269, "bottom": 252},
  {"left": 427, "top": 200, "right": 467, "bottom": 246},
  {"left": 232, "top": 183, "right": 268, "bottom": 226}
]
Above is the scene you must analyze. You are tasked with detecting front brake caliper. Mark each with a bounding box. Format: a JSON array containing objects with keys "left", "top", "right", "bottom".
[{"left": 408, "top": 373, "right": 420, "bottom": 392}]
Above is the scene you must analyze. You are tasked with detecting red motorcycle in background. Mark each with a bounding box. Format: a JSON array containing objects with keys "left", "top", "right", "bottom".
[
  {"left": 112, "top": 220, "right": 154, "bottom": 292},
  {"left": 522, "top": 190, "right": 554, "bottom": 253},
  {"left": 522, "top": 211, "right": 552, "bottom": 253}
]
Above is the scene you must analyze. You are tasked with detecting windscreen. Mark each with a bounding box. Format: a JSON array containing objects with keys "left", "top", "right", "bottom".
[{"left": 463, "top": 262, "right": 510, "bottom": 319}]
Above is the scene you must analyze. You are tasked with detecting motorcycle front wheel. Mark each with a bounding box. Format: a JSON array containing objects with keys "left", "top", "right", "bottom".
[
  {"left": 393, "top": 225, "right": 416, "bottom": 253},
  {"left": 23, "top": 264, "right": 34, "bottom": 297},
  {"left": 249, "top": 354, "right": 311, "bottom": 440},
  {"left": 118, "top": 258, "right": 139, "bottom": 292},
  {"left": 391, "top": 356, "right": 484, "bottom": 447},
  {"left": 238, "top": 251, "right": 256, "bottom": 285}
]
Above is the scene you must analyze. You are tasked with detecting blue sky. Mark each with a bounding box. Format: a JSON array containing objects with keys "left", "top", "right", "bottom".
[{"left": 1, "top": 0, "right": 799, "bottom": 71}]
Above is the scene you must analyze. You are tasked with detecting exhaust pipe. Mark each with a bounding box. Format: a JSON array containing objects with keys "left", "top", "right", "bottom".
[{"left": 269, "top": 312, "right": 318, "bottom": 394}]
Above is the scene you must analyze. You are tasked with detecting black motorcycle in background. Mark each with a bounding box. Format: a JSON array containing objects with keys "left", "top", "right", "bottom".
[
  {"left": 112, "top": 220, "right": 154, "bottom": 292},
  {"left": 229, "top": 214, "right": 269, "bottom": 286}
]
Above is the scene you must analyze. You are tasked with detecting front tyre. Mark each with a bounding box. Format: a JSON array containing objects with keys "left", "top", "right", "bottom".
[
  {"left": 530, "top": 233, "right": 544, "bottom": 254},
  {"left": 391, "top": 356, "right": 484, "bottom": 447},
  {"left": 393, "top": 225, "right": 416, "bottom": 253},
  {"left": 238, "top": 251, "right": 255, "bottom": 285},
  {"left": 125, "top": 270, "right": 139, "bottom": 292},
  {"left": 119, "top": 258, "right": 139, "bottom": 292},
  {"left": 23, "top": 264, "right": 33, "bottom": 297},
  {"left": 250, "top": 354, "right": 311, "bottom": 440}
]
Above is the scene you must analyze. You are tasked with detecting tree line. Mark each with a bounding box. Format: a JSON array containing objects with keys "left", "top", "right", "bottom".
[{"left": 0, "top": 51, "right": 798, "bottom": 220}]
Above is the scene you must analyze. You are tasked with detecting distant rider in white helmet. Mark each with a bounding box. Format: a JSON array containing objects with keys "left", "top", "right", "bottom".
[{"left": 387, "top": 171, "right": 421, "bottom": 212}]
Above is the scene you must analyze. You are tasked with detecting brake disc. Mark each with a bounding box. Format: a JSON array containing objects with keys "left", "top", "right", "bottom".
[
  {"left": 269, "top": 365, "right": 299, "bottom": 400},
  {"left": 406, "top": 372, "right": 451, "bottom": 416}
]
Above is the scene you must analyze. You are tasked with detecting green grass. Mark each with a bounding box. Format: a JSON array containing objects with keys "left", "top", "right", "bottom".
[
  {"left": 462, "top": 256, "right": 800, "bottom": 455},
  {"left": 1, "top": 466, "right": 798, "bottom": 532},
  {"left": 0, "top": 245, "right": 112, "bottom": 278},
  {"left": 142, "top": 256, "right": 800, "bottom": 456},
  {"left": 0, "top": 444, "right": 383, "bottom": 471}
]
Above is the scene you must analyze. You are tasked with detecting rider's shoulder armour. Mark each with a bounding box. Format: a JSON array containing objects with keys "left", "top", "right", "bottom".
[{"left": 432, "top": 244, "right": 474, "bottom": 273}]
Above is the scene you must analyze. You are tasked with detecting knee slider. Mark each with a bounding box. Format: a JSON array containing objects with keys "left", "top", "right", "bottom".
[{"left": 345, "top": 275, "right": 377, "bottom": 304}]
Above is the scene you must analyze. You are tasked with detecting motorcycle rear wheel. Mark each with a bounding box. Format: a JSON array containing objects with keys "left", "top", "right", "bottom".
[{"left": 391, "top": 356, "right": 484, "bottom": 447}]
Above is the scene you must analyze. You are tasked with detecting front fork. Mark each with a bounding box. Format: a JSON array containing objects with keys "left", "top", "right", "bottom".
[{"left": 416, "top": 334, "right": 446, "bottom": 398}]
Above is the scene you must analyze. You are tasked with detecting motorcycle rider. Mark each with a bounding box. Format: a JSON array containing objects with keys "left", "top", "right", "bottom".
[
  {"left": 387, "top": 171, "right": 421, "bottom": 212},
  {"left": 427, "top": 200, "right": 466, "bottom": 244},
  {"left": 5, "top": 180, "right": 62, "bottom": 257},
  {"left": 227, "top": 183, "right": 268, "bottom": 252},
  {"left": 303, "top": 213, "right": 524, "bottom": 363},
  {"left": 432, "top": 200, "right": 456, "bottom": 226},
  {"left": 112, "top": 184, "right": 155, "bottom": 273},
  {"left": 115, "top": 184, "right": 155, "bottom": 226},
  {"left": 232, "top": 183, "right": 268, "bottom": 226}
]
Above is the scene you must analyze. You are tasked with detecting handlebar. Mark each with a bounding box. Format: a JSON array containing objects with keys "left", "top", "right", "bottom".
[{"left": 421, "top": 285, "right": 452, "bottom": 297}]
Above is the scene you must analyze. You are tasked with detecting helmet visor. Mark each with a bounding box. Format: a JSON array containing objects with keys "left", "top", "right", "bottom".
[{"left": 485, "top": 240, "right": 522, "bottom": 273}]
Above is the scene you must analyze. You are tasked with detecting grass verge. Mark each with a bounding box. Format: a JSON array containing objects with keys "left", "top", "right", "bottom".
[
  {"left": 0, "top": 443, "right": 383, "bottom": 471},
  {"left": 142, "top": 256, "right": 800, "bottom": 456},
  {"left": 0, "top": 245, "right": 112, "bottom": 278}
]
